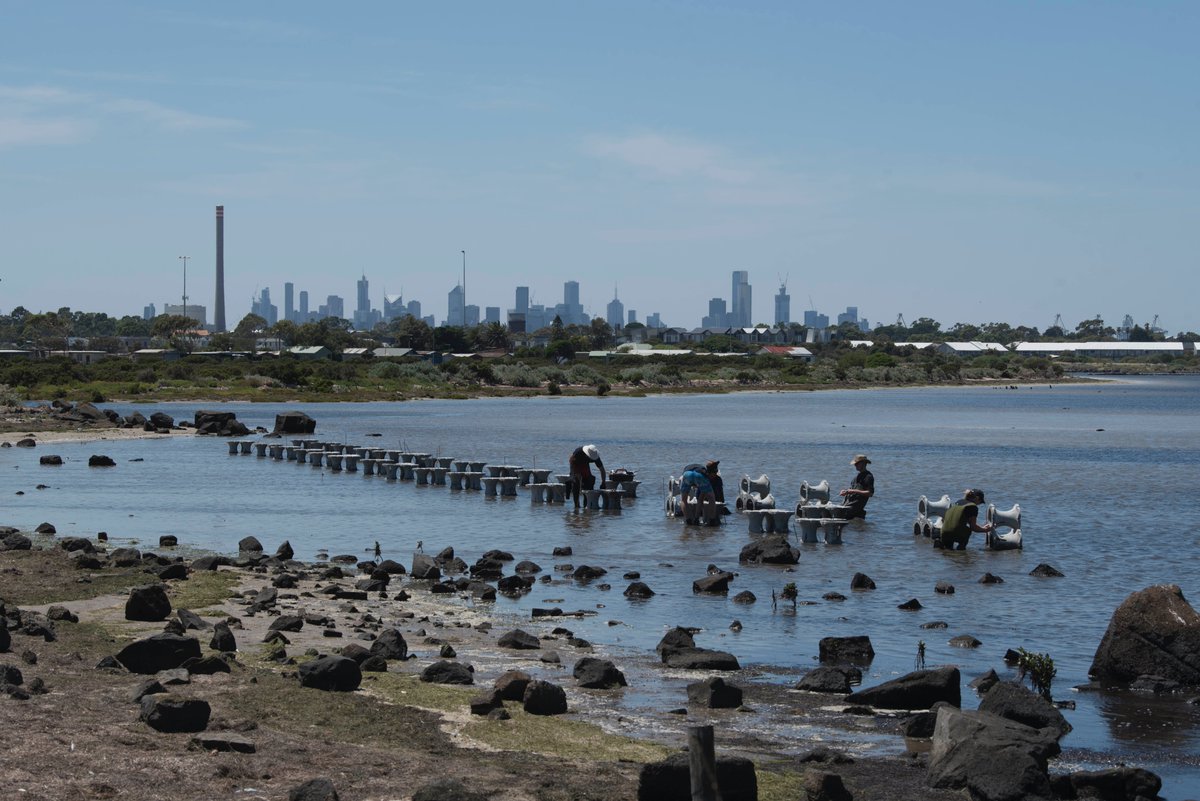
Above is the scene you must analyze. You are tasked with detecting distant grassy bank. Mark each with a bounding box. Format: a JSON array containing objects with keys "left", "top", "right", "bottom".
[{"left": 0, "top": 348, "right": 1192, "bottom": 407}]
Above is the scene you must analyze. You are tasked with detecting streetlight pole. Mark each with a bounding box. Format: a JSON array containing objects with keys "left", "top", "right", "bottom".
[
  {"left": 178, "top": 256, "right": 190, "bottom": 323},
  {"left": 461, "top": 250, "right": 466, "bottom": 327}
]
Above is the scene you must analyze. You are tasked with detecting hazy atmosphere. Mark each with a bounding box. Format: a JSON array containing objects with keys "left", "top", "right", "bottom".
[{"left": 2, "top": 1, "right": 1197, "bottom": 333}]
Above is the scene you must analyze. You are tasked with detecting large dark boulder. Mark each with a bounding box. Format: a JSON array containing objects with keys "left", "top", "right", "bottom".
[
  {"left": 850, "top": 572, "right": 876, "bottom": 590},
  {"left": 238, "top": 536, "right": 264, "bottom": 554},
  {"left": 88, "top": 454, "right": 116, "bottom": 467},
  {"left": 978, "top": 681, "right": 1071, "bottom": 739},
  {"left": 656, "top": 627, "right": 696, "bottom": 662},
  {"left": 209, "top": 622, "right": 236, "bottom": 653},
  {"left": 664, "top": 647, "right": 741, "bottom": 671},
  {"left": 928, "top": 705, "right": 1060, "bottom": 801},
  {"left": 637, "top": 751, "right": 758, "bottom": 801},
  {"left": 116, "top": 634, "right": 202, "bottom": 674},
  {"left": 687, "top": 676, "right": 742, "bottom": 708},
  {"left": 738, "top": 535, "right": 800, "bottom": 565},
  {"left": 1, "top": 533, "right": 31, "bottom": 551},
  {"left": 420, "top": 661, "right": 473, "bottom": 685},
  {"left": 846, "top": 666, "right": 960, "bottom": 710},
  {"left": 195, "top": 410, "right": 248, "bottom": 436},
  {"left": 1089, "top": 584, "right": 1200, "bottom": 686},
  {"left": 498, "top": 629, "right": 540, "bottom": 650},
  {"left": 369, "top": 629, "right": 408, "bottom": 660},
  {"left": 819, "top": 635, "right": 874, "bottom": 665},
  {"left": 140, "top": 694, "right": 210, "bottom": 732},
  {"left": 125, "top": 585, "right": 171, "bottom": 622},
  {"left": 273, "top": 411, "right": 316, "bottom": 435},
  {"left": 411, "top": 553, "right": 441, "bottom": 580},
  {"left": 149, "top": 412, "right": 175, "bottom": 429},
  {"left": 39, "top": 455, "right": 62, "bottom": 466},
  {"left": 624, "top": 581, "right": 655, "bottom": 599},
  {"left": 1059, "top": 767, "right": 1162, "bottom": 801},
  {"left": 298, "top": 656, "right": 362, "bottom": 692},
  {"left": 692, "top": 572, "right": 734, "bottom": 594},
  {"left": 573, "top": 657, "right": 627, "bottom": 689},
  {"left": 522, "top": 679, "right": 567, "bottom": 715},
  {"left": 797, "top": 666, "right": 860, "bottom": 694},
  {"left": 288, "top": 778, "right": 339, "bottom": 801},
  {"left": 494, "top": 669, "right": 531, "bottom": 701}
]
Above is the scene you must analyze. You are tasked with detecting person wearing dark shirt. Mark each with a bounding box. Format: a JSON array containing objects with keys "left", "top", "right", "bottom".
[
  {"left": 568, "top": 444, "right": 605, "bottom": 509},
  {"left": 839, "top": 454, "right": 875, "bottom": 519},
  {"left": 705, "top": 460, "right": 726, "bottom": 505},
  {"left": 939, "top": 489, "right": 994, "bottom": 549}
]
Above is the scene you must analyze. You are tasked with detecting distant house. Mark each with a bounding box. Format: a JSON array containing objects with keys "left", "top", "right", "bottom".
[
  {"left": 288, "top": 345, "right": 332, "bottom": 360},
  {"left": 53, "top": 350, "right": 116, "bottom": 365},
  {"left": 756, "top": 345, "right": 814, "bottom": 362},
  {"left": 733, "top": 326, "right": 776, "bottom": 345},
  {"left": 934, "top": 341, "right": 1009, "bottom": 357},
  {"left": 0, "top": 349, "right": 33, "bottom": 360},
  {"left": 341, "top": 347, "right": 371, "bottom": 360},
  {"left": 660, "top": 327, "right": 687, "bottom": 345},
  {"left": 1012, "top": 341, "right": 1190, "bottom": 358},
  {"left": 132, "top": 348, "right": 183, "bottom": 362},
  {"left": 372, "top": 347, "right": 415, "bottom": 359}
]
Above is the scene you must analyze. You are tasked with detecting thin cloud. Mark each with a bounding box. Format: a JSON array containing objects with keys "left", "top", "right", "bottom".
[
  {"left": 583, "top": 133, "right": 755, "bottom": 184},
  {"left": 0, "top": 115, "right": 89, "bottom": 148},
  {"left": 103, "top": 98, "right": 245, "bottom": 131},
  {"left": 0, "top": 82, "right": 246, "bottom": 148}
]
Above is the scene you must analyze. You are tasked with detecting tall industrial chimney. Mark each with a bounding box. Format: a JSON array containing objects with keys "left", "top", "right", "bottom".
[{"left": 214, "top": 205, "right": 226, "bottom": 332}]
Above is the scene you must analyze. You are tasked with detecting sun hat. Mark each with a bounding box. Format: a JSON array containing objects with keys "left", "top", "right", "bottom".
[
  {"left": 851, "top": 454, "right": 871, "bottom": 465},
  {"left": 582, "top": 444, "right": 600, "bottom": 460}
]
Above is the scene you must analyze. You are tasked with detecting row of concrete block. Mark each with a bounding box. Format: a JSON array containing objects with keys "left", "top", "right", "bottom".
[{"left": 223, "top": 439, "right": 639, "bottom": 509}]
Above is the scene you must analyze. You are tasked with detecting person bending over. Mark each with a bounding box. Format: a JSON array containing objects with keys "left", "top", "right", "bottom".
[
  {"left": 939, "top": 488, "right": 994, "bottom": 550},
  {"left": 568, "top": 444, "right": 605, "bottom": 509},
  {"left": 679, "top": 465, "right": 717, "bottom": 524}
]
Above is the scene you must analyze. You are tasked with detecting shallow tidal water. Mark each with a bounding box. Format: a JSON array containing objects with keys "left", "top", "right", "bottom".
[{"left": 4, "top": 375, "right": 1199, "bottom": 796}]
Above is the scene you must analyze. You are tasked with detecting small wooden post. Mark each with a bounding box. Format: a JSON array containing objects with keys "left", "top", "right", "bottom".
[{"left": 687, "top": 725, "right": 722, "bottom": 801}]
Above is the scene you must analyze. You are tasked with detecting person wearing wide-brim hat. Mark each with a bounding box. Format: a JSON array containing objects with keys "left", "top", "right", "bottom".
[
  {"left": 568, "top": 444, "right": 606, "bottom": 509},
  {"left": 839, "top": 454, "right": 875, "bottom": 519}
]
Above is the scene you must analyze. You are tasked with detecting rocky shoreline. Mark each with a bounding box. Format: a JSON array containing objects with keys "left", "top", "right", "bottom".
[{"left": 2, "top": 518, "right": 1194, "bottom": 801}]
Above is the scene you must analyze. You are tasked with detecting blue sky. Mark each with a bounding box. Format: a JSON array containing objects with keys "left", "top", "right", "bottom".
[{"left": 2, "top": 1, "right": 1197, "bottom": 333}]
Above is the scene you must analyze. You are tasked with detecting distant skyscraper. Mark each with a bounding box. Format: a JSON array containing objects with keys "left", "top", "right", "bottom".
[
  {"left": 485, "top": 306, "right": 500, "bottom": 324},
  {"left": 299, "top": 290, "right": 309, "bottom": 321},
  {"left": 515, "top": 286, "right": 529, "bottom": 314},
  {"left": 143, "top": 303, "right": 156, "bottom": 321},
  {"left": 407, "top": 300, "right": 422, "bottom": 320},
  {"left": 804, "top": 309, "right": 829, "bottom": 330},
  {"left": 647, "top": 312, "right": 662, "bottom": 329},
  {"left": 774, "top": 283, "right": 790, "bottom": 325},
  {"left": 628, "top": 310, "right": 637, "bottom": 325},
  {"left": 284, "top": 282, "right": 294, "bottom": 323},
  {"left": 836, "top": 306, "right": 859, "bottom": 327},
  {"left": 357, "top": 275, "right": 370, "bottom": 315},
  {"left": 324, "top": 295, "right": 344, "bottom": 320},
  {"left": 251, "top": 288, "right": 278, "bottom": 326},
  {"left": 353, "top": 274, "right": 380, "bottom": 329},
  {"left": 447, "top": 285, "right": 465, "bottom": 327},
  {"left": 465, "top": 305, "right": 480, "bottom": 327},
  {"left": 702, "top": 298, "right": 728, "bottom": 329},
  {"left": 164, "top": 303, "right": 207, "bottom": 327},
  {"left": 383, "top": 294, "right": 406, "bottom": 320},
  {"left": 731, "top": 270, "right": 751, "bottom": 328},
  {"left": 214, "top": 205, "right": 226, "bottom": 332},
  {"left": 562, "top": 280, "right": 585, "bottom": 325},
  {"left": 606, "top": 288, "right": 625, "bottom": 330}
]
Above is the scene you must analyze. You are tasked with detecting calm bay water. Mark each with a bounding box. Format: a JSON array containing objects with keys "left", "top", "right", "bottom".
[{"left": 4, "top": 375, "right": 1199, "bottom": 795}]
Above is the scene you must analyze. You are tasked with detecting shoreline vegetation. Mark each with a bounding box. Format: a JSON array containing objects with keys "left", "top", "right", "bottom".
[{"left": 2, "top": 347, "right": 1194, "bottom": 417}]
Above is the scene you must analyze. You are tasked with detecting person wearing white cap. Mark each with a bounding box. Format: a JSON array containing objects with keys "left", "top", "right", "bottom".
[
  {"left": 568, "top": 444, "right": 606, "bottom": 509},
  {"left": 838, "top": 454, "right": 875, "bottom": 519}
]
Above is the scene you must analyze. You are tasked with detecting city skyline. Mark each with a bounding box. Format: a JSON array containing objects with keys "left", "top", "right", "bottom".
[{"left": 2, "top": 3, "right": 1197, "bottom": 334}]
